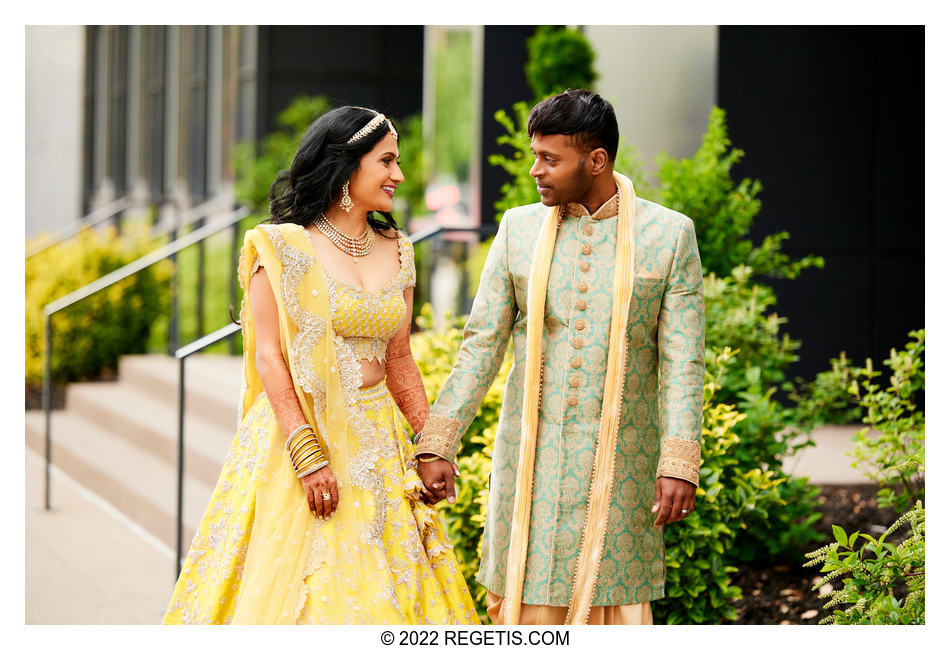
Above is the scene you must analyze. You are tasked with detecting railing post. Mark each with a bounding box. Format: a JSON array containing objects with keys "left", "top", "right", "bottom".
[
  {"left": 43, "top": 314, "right": 52, "bottom": 510},
  {"left": 176, "top": 354, "right": 186, "bottom": 580},
  {"left": 196, "top": 217, "right": 206, "bottom": 339},
  {"left": 168, "top": 224, "right": 179, "bottom": 356},
  {"left": 230, "top": 216, "right": 240, "bottom": 355}
]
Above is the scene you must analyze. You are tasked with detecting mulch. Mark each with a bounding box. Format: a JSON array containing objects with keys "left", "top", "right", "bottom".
[{"left": 728, "top": 483, "right": 900, "bottom": 625}]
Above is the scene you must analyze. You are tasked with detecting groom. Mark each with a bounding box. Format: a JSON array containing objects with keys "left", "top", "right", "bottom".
[{"left": 415, "top": 89, "right": 705, "bottom": 625}]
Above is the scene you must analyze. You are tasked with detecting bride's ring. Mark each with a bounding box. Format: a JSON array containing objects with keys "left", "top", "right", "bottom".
[
  {"left": 322, "top": 493, "right": 332, "bottom": 501},
  {"left": 681, "top": 509, "right": 689, "bottom": 514}
]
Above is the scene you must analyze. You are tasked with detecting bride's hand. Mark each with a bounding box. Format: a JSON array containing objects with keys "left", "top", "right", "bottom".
[{"left": 301, "top": 466, "right": 339, "bottom": 520}]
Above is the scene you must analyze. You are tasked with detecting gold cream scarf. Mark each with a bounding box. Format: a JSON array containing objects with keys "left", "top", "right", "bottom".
[{"left": 503, "top": 171, "right": 638, "bottom": 625}]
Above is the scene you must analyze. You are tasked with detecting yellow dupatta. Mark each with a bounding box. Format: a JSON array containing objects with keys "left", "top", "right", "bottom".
[{"left": 503, "top": 172, "right": 638, "bottom": 625}]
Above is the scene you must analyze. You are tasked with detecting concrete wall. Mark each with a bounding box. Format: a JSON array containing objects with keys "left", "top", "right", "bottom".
[
  {"left": 584, "top": 26, "right": 717, "bottom": 176},
  {"left": 26, "top": 26, "right": 85, "bottom": 238}
]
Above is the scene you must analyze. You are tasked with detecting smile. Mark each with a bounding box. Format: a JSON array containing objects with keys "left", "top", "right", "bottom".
[{"left": 382, "top": 185, "right": 396, "bottom": 197}]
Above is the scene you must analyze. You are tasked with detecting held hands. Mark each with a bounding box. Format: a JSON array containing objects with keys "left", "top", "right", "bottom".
[
  {"left": 652, "top": 476, "right": 697, "bottom": 526},
  {"left": 301, "top": 466, "right": 339, "bottom": 520},
  {"left": 416, "top": 455, "right": 460, "bottom": 506}
]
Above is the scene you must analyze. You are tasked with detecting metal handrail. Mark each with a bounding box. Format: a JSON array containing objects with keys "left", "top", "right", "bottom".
[
  {"left": 173, "top": 322, "right": 242, "bottom": 576},
  {"left": 169, "top": 224, "right": 495, "bottom": 579},
  {"left": 26, "top": 197, "right": 132, "bottom": 259},
  {"left": 42, "top": 205, "right": 251, "bottom": 510}
]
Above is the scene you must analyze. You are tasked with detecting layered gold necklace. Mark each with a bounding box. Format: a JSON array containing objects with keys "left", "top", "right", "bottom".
[{"left": 315, "top": 216, "right": 376, "bottom": 263}]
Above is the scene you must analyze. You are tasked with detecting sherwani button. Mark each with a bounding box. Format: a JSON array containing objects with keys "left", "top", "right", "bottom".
[
  {"left": 572, "top": 337, "right": 584, "bottom": 349},
  {"left": 580, "top": 261, "right": 591, "bottom": 272},
  {"left": 583, "top": 225, "right": 594, "bottom": 236},
  {"left": 571, "top": 357, "right": 582, "bottom": 368},
  {"left": 578, "top": 282, "right": 589, "bottom": 293},
  {"left": 576, "top": 299, "right": 587, "bottom": 311},
  {"left": 581, "top": 244, "right": 592, "bottom": 255},
  {"left": 574, "top": 320, "right": 586, "bottom": 331},
  {"left": 569, "top": 376, "right": 582, "bottom": 388},
  {"left": 567, "top": 396, "right": 579, "bottom": 407}
]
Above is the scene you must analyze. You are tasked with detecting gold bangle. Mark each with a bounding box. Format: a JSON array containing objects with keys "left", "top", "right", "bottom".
[
  {"left": 285, "top": 425, "right": 313, "bottom": 450},
  {"left": 417, "top": 455, "right": 443, "bottom": 463},
  {"left": 290, "top": 441, "right": 321, "bottom": 464},
  {"left": 293, "top": 449, "right": 326, "bottom": 471},
  {"left": 288, "top": 433, "right": 320, "bottom": 458}
]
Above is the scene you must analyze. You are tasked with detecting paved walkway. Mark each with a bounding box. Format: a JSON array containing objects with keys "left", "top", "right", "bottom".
[{"left": 25, "top": 449, "right": 173, "bottom": 624}]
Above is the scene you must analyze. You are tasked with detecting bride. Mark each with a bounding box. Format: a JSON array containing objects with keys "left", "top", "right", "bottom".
[{"left": 163, "top": 106, "right": 479, "bottom": 624}]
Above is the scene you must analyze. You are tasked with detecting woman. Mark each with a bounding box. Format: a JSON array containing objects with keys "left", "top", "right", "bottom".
[{"left": 163, "top": 106, "right": 479, "bottom": 624}]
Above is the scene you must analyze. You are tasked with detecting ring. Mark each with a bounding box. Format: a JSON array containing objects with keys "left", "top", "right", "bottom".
[
  {"left": 322, "top": 493, "right": 332, "bottom": 501},
  {"left": 681, "top": 509, "right": 689, "bottom": 514}
]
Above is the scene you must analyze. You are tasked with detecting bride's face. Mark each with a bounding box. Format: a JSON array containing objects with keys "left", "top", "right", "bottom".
[{"left": 347, "top": 132, "right": 403, "bottom": 214}]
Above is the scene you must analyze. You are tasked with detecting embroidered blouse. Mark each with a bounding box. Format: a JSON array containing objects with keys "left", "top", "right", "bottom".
[{"left": 324, "top": 232, "right": 416, "bottom": 363}]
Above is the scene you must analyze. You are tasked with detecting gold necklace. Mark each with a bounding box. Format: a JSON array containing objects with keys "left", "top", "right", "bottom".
[{"left": 315, "top": 216, "right": 375, "bottom": 263}]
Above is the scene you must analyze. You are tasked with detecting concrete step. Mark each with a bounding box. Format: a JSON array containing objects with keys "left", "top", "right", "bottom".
[
  {"left": 25, "top": 409, "right": 216, "bottom": 550},
  {"left": 65, "top": 379, "right": 233, "bottom": 487},
  {"left": 117, "top": 354, "right": 244, "bottom": 430}
]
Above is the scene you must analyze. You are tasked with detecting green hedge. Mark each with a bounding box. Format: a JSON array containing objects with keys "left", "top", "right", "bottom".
[{"left": 25, "top": 226, "right": 171, "bottom": 388}]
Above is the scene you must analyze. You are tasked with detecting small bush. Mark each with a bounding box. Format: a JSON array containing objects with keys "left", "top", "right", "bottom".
[
  {"left": 25, "top": 225, "right": 171, "bottom": 388},
  {"left": 803, "top": 330, "right": 925, "bottom": 625},
  {"left": 524, "top": 26, "right": 598, "bottom": 102},
  {"left": 804, "top": 497, "right": 924, "bottom": 624},
  {"left": 785, "top": 352, "right": 864, "bottom": 428},
  {"left": 848, "top": 330, "right": 925, "bottom": 512}
]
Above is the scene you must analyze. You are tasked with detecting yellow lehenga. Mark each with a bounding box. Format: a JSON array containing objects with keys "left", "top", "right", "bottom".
[{"left": 162, "top": 223, "right": 479, "bottom": 624}]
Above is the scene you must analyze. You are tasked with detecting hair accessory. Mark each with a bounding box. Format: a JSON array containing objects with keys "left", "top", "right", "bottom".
[
  {"left": 347, "top": 112, "right": 398, "bottom": 144},
  {"left": 339, "top": 180, "right": 353, "bottom": 213}
]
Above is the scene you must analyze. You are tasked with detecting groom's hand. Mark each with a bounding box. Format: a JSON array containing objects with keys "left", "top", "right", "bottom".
[{"left": 417, "top": 455, "right": 457, "bottom": 505}]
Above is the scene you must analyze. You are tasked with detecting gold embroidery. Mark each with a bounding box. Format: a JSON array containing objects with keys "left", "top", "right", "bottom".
[
  {"left": 323, "top": 234, "right": 415, "bottom": 363},
  {"left": 414, "top": 414, "right": 462, "bottom": 461},
  {"left": 656, "top": 437, "right": 701, "bottom": 486}
]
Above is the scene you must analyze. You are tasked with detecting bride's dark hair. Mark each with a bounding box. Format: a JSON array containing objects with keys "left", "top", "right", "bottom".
[{"left": 267, "top": 105, "right": 399, "bottom": 234}]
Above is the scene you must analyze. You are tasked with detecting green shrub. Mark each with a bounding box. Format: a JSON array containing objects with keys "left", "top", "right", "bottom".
[
  {"left": 848, "top": 330, "right": 925, "bottom": 512},
  {"left": 25, "top": 225, "right": 171, "bottom": 387},
  {"left": 802, "top": 330, "right": 925, "bottom": 625},
  {"left": 804, "top": 495, "right": 924, "bottom": 624},
  {"left": 653, "top": 348, "right": 788, "bottom": 624},
  {"left": 524, "top": 26, "right": 598, "bottom": 102},
  {"left": 785, "top": 352, "right": 864, "bottom": 428}
]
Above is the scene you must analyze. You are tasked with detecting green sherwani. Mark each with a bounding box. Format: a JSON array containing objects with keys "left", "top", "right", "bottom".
[{"left": 416, "top": 192, "right": 705, "bottom": 606}]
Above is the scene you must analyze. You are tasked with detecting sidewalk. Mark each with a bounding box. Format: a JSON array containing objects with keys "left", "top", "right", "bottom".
[{"left": 25, "top": 449, "right": 173, "bottom": 624}]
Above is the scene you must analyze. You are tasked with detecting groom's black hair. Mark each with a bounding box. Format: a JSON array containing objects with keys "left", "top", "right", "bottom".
[{"left": 527, "top": 89, "right": 619, "bottom": 162}]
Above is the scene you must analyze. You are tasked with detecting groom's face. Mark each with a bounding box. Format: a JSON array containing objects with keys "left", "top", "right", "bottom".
[{"left": 529, "top": 133, "right": 593, "bottom": 207}]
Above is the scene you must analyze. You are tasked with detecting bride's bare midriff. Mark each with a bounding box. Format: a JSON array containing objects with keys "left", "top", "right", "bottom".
[{"left": 360, "top": 359, "right": 386, "bottom": 388}]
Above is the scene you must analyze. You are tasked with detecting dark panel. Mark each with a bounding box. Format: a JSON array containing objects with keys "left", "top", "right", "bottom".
[
  {"left": 479, "top": 25, "right": 537, "bottom": 225},
  {"left": 873, "top": 28, "right": 925, "bottom": 255},
  {"left": 873, "top": 257, "right": 925, "bottom": 361},
  {"left": 718, "top": 26, "right": 924, "bottom": 379},
  {"left": 771, "top": 257, "right": 875, "bottom": 381},
  {"left": 82, "top": 27, "right": 96, "bottom": 214},
  {"left": 107, "top": 26, "right": 129, "bottom": 195},
  {"left": 258, "top": 25, "right": 424, "bottom": 135}
]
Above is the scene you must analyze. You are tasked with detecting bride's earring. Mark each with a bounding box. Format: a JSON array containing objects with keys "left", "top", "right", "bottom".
[{"left": 339, "top": 180, "right": 353, "bottom": 213}]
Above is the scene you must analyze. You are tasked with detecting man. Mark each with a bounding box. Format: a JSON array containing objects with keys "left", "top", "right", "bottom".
[{"left": 415, "top": 89, "right": 704, "bottom": 625}]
